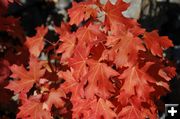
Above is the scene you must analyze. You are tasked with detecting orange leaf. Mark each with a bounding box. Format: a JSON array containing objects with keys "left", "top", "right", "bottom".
[
  {"left": 5, "top": 56, "right": 46, "bottom": 94},
  {"left": 118, "top": 65, "right": 154, "bottom": 105},
  {"left": 68, "top": 44, "right": 89, "bottom": 80},
  {"left": 103, "top": 31, "right": 145, "bottom": 67},
  {"left": 56, "top": 33, "right": 76, "bottom": 63},
  {"left": 25, "top": 26, "right": 48, "bottom": 57},
  {"left": 92, "top": 98, "right": 117, "bottom": 119},
  {"left": 76, "top": 23, "right": 106, "bottom": 45},
  {"left": 144, "top": 30, "right": 173, "bottom": 57},
  {"left": 68, "top": 2, "right": 97, "bottom": 25},
  {"left": 44, "top": 87, "right": 66, "bottom": 110},
  {"left": 83, "top": 60, "right": 119, "bottom": 99},
  {"left": 17, "top": 95, "right": 52, "bottom": 119}
]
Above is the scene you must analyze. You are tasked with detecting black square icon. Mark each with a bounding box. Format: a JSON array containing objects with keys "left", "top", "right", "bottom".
[{"left": 165, "top": 104, "right": 180, "bottom": 119}]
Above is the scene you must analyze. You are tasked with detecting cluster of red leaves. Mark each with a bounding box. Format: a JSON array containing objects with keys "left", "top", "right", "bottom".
[{"left": 0, "top": 0, "right": 176, "bottom": 119}]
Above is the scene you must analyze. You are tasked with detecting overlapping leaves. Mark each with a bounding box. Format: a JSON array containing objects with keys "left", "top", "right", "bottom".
[{"left": 3, "top": 0, "right": 176, "bottom": 119}]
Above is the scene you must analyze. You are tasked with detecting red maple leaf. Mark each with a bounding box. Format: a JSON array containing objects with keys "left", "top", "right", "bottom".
[
  {"left": 143, "top": 30, "right": 174, "bottom": 57},
  {"left": 5, "top": 56, "right": 46, "bottom": 94},
  {"left": 72, "top": 98, "right": 97, "bottom": 119},
  {"left": 25, "top": 26, "right": 48, "bottom": 57},
  {"left": 72, "top": 98, "right": 117, "bottom": 119},
  {"left": 158, "top": 66, "right": 176, "bottom": 81},
  {"left": 17, "top": 87, "right": 66, "bottom": 118},
  {"left": 76, "top": 23, "right": 106, "bottom": 45},
  {"left": 55, "top": 22, "right": 71, "bottom": 37},
  {"left": 68, "top": 44, "right": 90, "bottom": 80},
  {"left": 82, "top": 60, "right": 119, "bottom": 99},
  {"left": 118, "top": 97, "right": 157, "bottom": 119},
  {"left": 103, "top": 0, "right": 137, "bottom": 31},
  {"left": 91, "top": 98, "right": 117, "bottom": 119},
  {"left": 56, "top": 32, "right": 76, "bottom": 63},
  {"left": 68, "top": 1, "right": 97, "bottom": 25},
  {"left": 58, "top": 70, "right": 78, "bottom": 93},
  {"left": 102, "top": 31, "right": 145, "bottom": 67},
  {"left": 17, "top": 95, "right": 52, "bottom": 119},
  {"left": 58, "top": 70, "right": 84, "bottom": 102},
  {"left": 44, "top": 87, "right": 66, "bottom": 110},
  {"left": 117, "top": 65, "right": 155, "bottom": 105}
]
